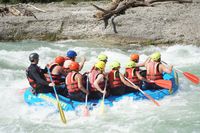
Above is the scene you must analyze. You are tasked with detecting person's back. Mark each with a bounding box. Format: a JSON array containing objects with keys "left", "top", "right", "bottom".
[
  {"left": 65, "top": 62, "right": 88, "bottom": 102},
  {"left": 88, "top": 61, "right": 107, "bottom": 100},
  {"left": 144, "top": 52, "right": 173, "bottom": 89},
  {"left": 45, "top": 56, "right": 66, "bottom": 86},
  {"left": 26, "top": 53, "right": 55, "bottom": 94}
]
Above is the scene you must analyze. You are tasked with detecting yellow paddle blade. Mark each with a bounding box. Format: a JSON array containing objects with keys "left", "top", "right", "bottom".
[
  {"left": 99, "top": 100, "right": 105, "bottom": 114},
  {"left": 57, "top": 102, "right": 67, "bottom": 124}
]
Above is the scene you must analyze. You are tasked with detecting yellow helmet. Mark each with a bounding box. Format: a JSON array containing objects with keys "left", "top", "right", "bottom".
[
  {"left": 110, "top": 61, "right": 120, "bottom": 69},
  {"left": 98, "top": 54, "right": 108, "bottom": 62},
  {"left": 95, "top": 61, "right": 105, "bottom": 71},
  {"left": 150, "top": 52, "right": 161, "bottom": 61},
  {"left": 126, "top": 61, "right": 136, "bottom": 68}
]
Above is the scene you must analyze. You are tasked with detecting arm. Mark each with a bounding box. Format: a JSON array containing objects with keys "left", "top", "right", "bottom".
[
  {"left": 159, "top": 64, "right": 173, "bottom": 74},
  {"left": 94, "top": 74, "right": 105, "bottom": 94},
  {"left": 79, "top": 57, "right": 86, "bottom": 71},
  {"left": 76, "top": 74, "right": 89, "bottom": 94},
  {"left": 136, "top": 57, "right": 150, "bottom": 67},
  {"left": 119, "top": 73, "right": 139, "bottom": 90}
]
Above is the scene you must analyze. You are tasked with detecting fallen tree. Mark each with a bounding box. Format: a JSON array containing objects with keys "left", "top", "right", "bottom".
[
  {"left": 0, "top": 3, "right": 45, "bottom": 19},
  {"left": 92, "top": 0, "right": 193, "bottom": 33}
]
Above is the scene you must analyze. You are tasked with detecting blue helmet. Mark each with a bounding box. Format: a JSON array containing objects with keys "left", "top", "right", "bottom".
[{"left": 66, "top": 50, "right": 77, "bottom": 58}]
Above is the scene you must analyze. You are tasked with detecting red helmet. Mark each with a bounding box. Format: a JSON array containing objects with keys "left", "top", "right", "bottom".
[
  {"left": 130, "top": 54, "right": 139, "bottom": 62},
  {"left": 69, "top": 61, "right": 79, "bottom": 71},
  {"left": 55, "top": 56, "right": 65, "bottom": 65}
]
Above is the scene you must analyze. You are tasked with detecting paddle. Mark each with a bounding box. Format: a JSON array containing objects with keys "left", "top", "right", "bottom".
[
  {"left": 153, "top": 80, "right": 172, "bottom": 90},
  {"left": 162, "top": 61, "right": 199, "bottom": 85},
  {"left": 100, "top": 78, "right": 108, "bottom": 114},
  {"left": 47, "top": 67, "right": 67, "bottom": 124},
  {"left": 83, "top": 75, "right": 89, "bottom": 116},
  {"left": 124, "top": 77, "right": 160, "bottom": 106}
]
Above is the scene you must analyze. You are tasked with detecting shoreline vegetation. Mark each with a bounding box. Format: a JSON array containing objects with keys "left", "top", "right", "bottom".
[{"left": 0, "top": 0, "right": 200, "bottom": 46}]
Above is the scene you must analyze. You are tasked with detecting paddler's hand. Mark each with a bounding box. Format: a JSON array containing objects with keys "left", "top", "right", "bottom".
[
  {"left": 49, "top": 82, "right": 55, "bottom": 87},
  {"left": 86, "top": 90, "right": 89, "bottom": 95},
  {"left": 101, "top": 89, "right": 106, "bottom": 94},
  {"left": 135, "top": 86, "right": 140, "bottom": 90}
]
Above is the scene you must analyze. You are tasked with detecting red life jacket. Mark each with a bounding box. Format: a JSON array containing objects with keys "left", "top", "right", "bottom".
[
  {"left": 89, "top": 69, "right": 105, "bottom": 91},
  {"left": 108, "top": 70, "right": 123, "bottom": 88},
  {"left": 146, "top": 61, "right": 163, "bottom": 80},
  {"left": 45, "top": 63, "right": 62, "bottom": 85},
  {"left": 66, "top": 71, "right": 80, "bottom": 93},
  {"left": 125, "top": 68, "right": 140, "bottom": 85}
]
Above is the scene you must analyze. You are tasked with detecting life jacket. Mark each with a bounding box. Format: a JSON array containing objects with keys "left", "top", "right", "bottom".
[
  {"left": 26, "top": 65, "right": 41, "bottom": 89},
  {"left": 89, "top": 69, "right": 105, "bottom": 91},
  {"left": 66, "top": 71, "right": 80, "bottom": 93},
  {"left": 146, "top": 61, "right": 163, "bottom": 80},
  {"left": 125, "top": 67, "right": 140, "bottom": 85},
  {"left": 45, "top": 63, "right": 62, "bottom": 85},
  {"left": 108, "top": 70, "right": 123, "bottom": 88}
]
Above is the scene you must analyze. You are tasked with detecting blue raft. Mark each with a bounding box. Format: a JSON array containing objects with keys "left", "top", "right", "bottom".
[{"left": 24, "top": 70, "right": 179, "bottom": 111}]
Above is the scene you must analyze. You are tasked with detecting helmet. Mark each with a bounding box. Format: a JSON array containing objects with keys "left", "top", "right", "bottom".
[
  {"left": 69, "top": 61, "right": 79, "bottom": 71},
  {"left": 95, "top": 61, "right": 105, "bottom": 71},
  {"left": 29, "top": 53, "right": 39, "bottom": 62},
  {"left": 55, "top": 56, "right": 65, "bottom": 65},
  {"left": 98, "top": 54, "right": 108, "bottom": 62},
  {"left": 150, "top": 52, "right": 161, "bottom": 61},
  {"left": 126, "top": 61, "right": 136, "bottom": 68},
  {"left": 130, "top": 54, "right": 139, "bottom": 62},
  {"left": 66, "top": 50, "right": 77, "bottom": 58},
  {"left": 110, "top": 61, "right": 120, "bottom": 69}
]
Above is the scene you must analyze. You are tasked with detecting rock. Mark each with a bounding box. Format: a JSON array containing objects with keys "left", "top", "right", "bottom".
[{"left": 0, "top": 1, "right": 200, "bottom": 45}]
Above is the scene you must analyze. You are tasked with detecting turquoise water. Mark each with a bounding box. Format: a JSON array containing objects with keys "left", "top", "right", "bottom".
[{"left": 0, "top": 40, "right": 200, "bottom": 133}]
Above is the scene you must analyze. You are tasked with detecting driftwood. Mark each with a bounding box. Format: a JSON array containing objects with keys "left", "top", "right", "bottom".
[
  {"left": 92, "top": 0, "right": 193, "bottom": 33},
  {"left": 0, "top": 4, "right": 45, "bottom": 19}
]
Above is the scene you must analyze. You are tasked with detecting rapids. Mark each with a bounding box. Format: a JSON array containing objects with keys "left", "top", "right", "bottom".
[{"left": 0, "top": 40, "right": 199, "bottom": 133}]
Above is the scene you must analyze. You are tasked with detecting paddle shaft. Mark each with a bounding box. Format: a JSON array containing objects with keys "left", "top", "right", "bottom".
[
  {"left": 47, "top": 67, "right": 67, "bottom": 124},
  {"left": 85, "top": 75, "right": 89, "bottom": 106},
  {"left": 124, "top": 77, "right": 160, "bottom": 106}
]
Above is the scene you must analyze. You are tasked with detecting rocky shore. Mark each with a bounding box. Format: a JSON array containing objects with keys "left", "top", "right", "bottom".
[{"left": 0, "top": 1, "right": 200, "bottom": 46}]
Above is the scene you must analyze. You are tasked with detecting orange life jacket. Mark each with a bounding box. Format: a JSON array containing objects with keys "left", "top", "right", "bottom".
[
  {"left": 125, "top": 68, "right": 140, "bottom": 85},
  {"left": 66, "top": 71, "right": 80, "bottom": 93},
  {"left": 45, "top": 63, "right": 62, "bottom": 85},
  {"left": 89, "top": 69, "right": 105, "bottom": 91},
  {"left": 108, "top": 70, "right": 123, "bottom": 88},
  {"left": 146, "top": 61, "right": 163, "bottom": 80}
]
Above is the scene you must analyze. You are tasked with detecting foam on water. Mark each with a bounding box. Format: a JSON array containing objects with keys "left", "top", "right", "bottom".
[{"left": 0, "top": 41, "right": 200, "bottom": 133}]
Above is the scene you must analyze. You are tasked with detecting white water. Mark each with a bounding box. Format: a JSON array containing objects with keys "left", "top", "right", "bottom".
[{"left": 0, "top": 40, "right": 200, "bottom": 133}]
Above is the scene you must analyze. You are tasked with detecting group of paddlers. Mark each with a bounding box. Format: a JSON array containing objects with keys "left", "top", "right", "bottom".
[{"left": 26, "top": 50, "right": 173, "bottom": 102}]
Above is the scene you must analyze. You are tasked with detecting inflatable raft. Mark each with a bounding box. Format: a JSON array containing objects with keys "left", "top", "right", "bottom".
[{"left": 24, "top": 70, "right": 179, "bottom": 111}]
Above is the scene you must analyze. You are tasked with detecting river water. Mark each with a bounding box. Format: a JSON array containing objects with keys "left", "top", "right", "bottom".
[{"left": 0, "top": 40, "right": 199, "bottom": 133}]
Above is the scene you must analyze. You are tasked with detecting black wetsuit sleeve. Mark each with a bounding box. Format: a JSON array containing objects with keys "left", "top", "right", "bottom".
[{"left": 30, "top": 66, "right": 49, "bottom": 86}]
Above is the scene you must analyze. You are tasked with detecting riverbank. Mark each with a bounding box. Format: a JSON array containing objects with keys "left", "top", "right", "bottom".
[{"left": 0, "top": 1, "right": 200, "bottom": 46}]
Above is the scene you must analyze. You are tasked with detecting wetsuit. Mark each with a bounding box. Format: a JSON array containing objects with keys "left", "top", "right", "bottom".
[{"left": 26, "top": 64, "right": 63, "bottom": 95}]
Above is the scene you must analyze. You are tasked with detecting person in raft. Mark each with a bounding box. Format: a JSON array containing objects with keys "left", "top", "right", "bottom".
[
  {"left": 63, "top": 50, "right": 86, "bottom": 72},
  {"left": 124, "top": 61, "right": 150, "bottom": 93},
  {"left": 26, "top": 53, "right": 55, "bottom": 95},
  {"left": 144, "top": 52, "right": 173, "bottom": 89},
  {"left": 65, "top": 61, "right": 89, "bottom": 102},
  {"left": 88, "top": 61, "right": 108, "bottom": 100},
  {"left": 108, "top": 61, "right": 139, "bottom": 96},
  {"left": 45, "top": 56, "right": 67, "bottom": 86}
]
